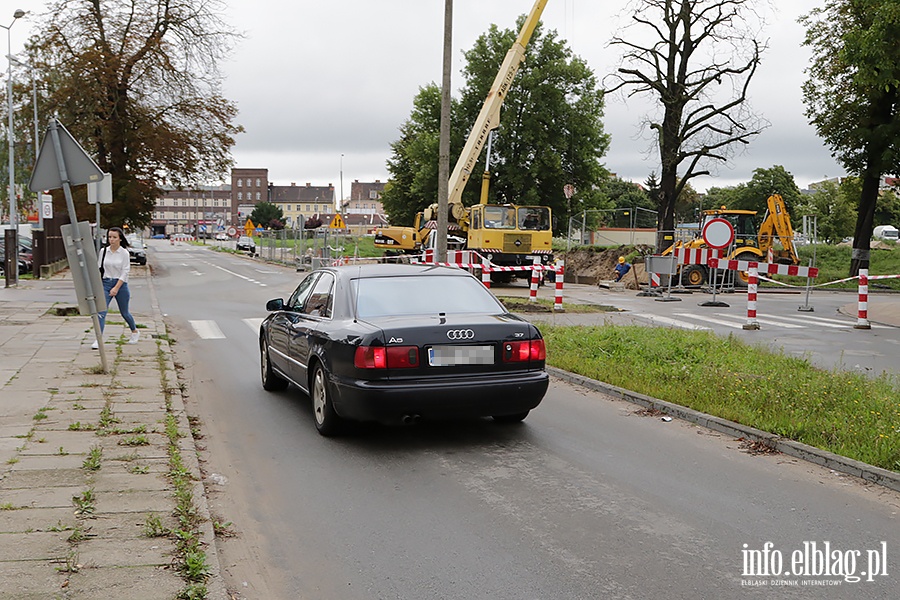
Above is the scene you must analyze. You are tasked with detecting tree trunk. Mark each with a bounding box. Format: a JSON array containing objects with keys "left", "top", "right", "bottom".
[{"left": 849, "top": 172, "right": 878, "bottom": 276}]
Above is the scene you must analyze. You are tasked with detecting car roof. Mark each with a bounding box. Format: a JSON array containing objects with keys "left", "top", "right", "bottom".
[{"left": 324, "top": 263, "right": 473, "bottom": 279}]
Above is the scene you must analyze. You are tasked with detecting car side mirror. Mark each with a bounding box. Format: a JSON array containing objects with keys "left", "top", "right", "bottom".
[{"left": 266, "top": 298, "right": 284, "bottom": 311}]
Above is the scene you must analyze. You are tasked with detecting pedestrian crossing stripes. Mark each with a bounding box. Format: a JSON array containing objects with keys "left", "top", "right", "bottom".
[{"left": 189, "top": 313, "right": 880, "bottom": 340}]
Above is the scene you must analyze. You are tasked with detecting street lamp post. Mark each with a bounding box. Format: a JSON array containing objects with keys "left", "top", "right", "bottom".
[
  {"left": 339, "top": 153, "right": 344, "bottom": 214},
  {"left": 8, "top": 53, "right": 39, "bottom": 227},
  {"left": 1, "top": 8, "right": 24, "bottom": 288}
]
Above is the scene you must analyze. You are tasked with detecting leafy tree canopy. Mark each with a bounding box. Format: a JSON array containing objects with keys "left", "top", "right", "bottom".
[
  {"left": 794, "top": 179, "right": 857, "bottom": 244},
  {"left": 249, "top": 202, "right": 285, "bottom": 231},
  {"left": 382, "top": 18, "right": 609, "bottom": 232},
  {"left": 29, "top": 0, "right": 242, "bottom": 230}
]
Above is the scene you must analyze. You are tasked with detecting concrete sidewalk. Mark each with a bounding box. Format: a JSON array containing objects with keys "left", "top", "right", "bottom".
[{"left": 0, "top": 270, "right": 225, "bottom": 599}]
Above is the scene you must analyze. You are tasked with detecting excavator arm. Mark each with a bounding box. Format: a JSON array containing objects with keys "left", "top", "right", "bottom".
[{"left": 757, "top": 194, "right": 799, "bottom": 264}]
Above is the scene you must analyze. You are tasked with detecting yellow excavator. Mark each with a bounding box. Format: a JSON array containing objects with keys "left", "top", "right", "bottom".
[
  {"left": 666, "top": 193, "right": 800, "bottom": 287},
  {"left": 374, "top": 0, "right": 554, "bottom": 280}
]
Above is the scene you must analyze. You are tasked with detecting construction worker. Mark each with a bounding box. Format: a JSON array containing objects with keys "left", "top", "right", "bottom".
[{"left": 613, "top": 256, "right": 632, "bottom": 282}]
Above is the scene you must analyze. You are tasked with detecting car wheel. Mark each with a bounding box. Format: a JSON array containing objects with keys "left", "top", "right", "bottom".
[
  {"left": 311, "top": 363, "right": 343, "bottom": 436},
  {"left": 260, "top": 338, "right": 288, "bottom": 391},
  {"left": 493, "top": 411, "right": 529, "bottom": 424}
]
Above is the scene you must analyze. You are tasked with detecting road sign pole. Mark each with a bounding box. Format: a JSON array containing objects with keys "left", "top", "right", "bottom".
[{"left": 48, "top": 119, "right": 108, "bottom": 372}]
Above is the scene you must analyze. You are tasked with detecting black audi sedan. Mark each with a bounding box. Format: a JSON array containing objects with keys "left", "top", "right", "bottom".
[{"left": 259, "top": 263, "right": 549, "bottom": 435}]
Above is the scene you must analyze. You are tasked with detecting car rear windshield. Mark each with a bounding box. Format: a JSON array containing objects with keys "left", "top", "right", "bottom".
[{"left": 354, "top": 274, "right": 506, "bottom": 318}]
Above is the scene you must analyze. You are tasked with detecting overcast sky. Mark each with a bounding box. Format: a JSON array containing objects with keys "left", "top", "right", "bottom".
[{"left": 3, "top": 0, "right": 845, "bottom": 196}]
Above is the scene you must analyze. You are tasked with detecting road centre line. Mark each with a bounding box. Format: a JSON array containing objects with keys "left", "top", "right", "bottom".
[{"left": 208, "top": 262, "right": 268, "bottom": 286}]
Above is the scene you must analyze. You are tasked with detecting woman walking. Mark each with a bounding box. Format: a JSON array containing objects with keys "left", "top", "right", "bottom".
[{"left": 95, "top": 227, "right": 140, "bottom": 349}]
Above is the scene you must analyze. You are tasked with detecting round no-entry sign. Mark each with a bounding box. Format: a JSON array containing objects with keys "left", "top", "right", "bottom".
[{"left": 702, "top": 218, "right": 735, "bottom": 249}]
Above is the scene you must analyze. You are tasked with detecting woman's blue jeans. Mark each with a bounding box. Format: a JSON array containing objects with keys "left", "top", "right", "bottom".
[{"left": 99, "top": 278, "right": 136, "bottom": 333}]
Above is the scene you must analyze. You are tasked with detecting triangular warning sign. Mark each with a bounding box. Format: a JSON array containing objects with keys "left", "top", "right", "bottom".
[
  {"left": 329, "top": 214, "right": 346, "bottom": 229},
  {"left": 29, "top": 119, "right": 104, "bottom": 191}
]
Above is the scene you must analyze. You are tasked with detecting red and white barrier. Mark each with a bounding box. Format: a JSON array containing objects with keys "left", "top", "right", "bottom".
[
  {"left": 481, "top": 255, "right": 491, "bottom": 289},
  {"left": 554, "top": 260, "right": 565, "bottom": 311},
  {"left": 855, "top": 268, "right": 870, "bottom": 329},
  {"left": 650, "top": 272, "right": 661, "bottom": 289},
  {"left": 674, "top": 247, "right": 721, "bottom": 265},
  {"left": 708, "top": 258, "right": 819, "bottom": 279},
  {"left": 529, "top": 256, "right": 541, "bottom": 303},
  {"left": 743, "top": 265, "right": 760, "bottom": 330}
]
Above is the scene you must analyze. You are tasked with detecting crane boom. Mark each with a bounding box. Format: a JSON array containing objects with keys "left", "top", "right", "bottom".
[{"left": 447, "top": 0, "right": 548, "bottom": 207}]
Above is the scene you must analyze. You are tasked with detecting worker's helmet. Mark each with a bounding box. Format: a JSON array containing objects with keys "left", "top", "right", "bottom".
[{"left": 618, "top": 256, "right": 625, "bottom": 264}]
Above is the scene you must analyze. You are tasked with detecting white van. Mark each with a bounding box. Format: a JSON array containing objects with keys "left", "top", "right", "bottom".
[{"left": 873, "top": 225, "right": 899, "bottom": 241}]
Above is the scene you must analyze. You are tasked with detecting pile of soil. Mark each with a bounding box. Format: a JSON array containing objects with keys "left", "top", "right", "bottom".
[{"left": 559, "top": 245, "right": 653, "bottom": 290}]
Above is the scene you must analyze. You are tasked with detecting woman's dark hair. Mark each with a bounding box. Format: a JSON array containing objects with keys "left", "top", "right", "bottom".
[{"left": 108, "top": 226, "right": 131, "bottom": 248}]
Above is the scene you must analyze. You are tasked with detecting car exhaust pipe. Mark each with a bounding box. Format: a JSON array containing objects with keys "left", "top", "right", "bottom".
[{"left": 401, "top": 414, "right": 420, "bottom": 425}]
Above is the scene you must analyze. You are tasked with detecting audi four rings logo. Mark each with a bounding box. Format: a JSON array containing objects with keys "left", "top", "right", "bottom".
[{"left": 446, "top": 329, "right": 476, "bottom": 340}]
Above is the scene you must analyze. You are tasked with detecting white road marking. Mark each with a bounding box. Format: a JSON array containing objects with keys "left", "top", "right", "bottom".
[
  {"left": 207, "top": 262, "right": 267, "bottom": 287},
  {"left": 636, "top": 314, "right": 711, "bottom": 331},
  {"left": 244, "top": 318, "right": 264, "bottom": 333},
  {"left": 189, "top": 320, "right": 226, "bottom": 339},
  {"left": 673, "top": 313, "right": 746, "bottom": 329}
]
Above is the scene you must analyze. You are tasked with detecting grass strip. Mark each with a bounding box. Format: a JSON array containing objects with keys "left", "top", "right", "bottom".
[{"left": 542, "top": 324, "right": 900, "bottom": 472}]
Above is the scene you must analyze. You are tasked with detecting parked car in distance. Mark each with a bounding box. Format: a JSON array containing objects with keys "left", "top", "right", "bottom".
[
  {"left": 215, "top": 232, "right": 228, "bottom": 241},
  {"left": 0, "top": 237, "right": 31, "bottom": 275},
  {"left": 259, "top": 263, "right": 549, "bottom": 435},
  {"left": 125, "top": 234, "right": 147, "bottom": 265},
  {"left": 151, "top": 233, "right": 166, "bottom": 239},
  {"left": 236, "top": 235, "right": 256, "bottom": 253}
]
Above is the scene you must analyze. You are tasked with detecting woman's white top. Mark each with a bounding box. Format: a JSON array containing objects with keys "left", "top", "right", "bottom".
[{"left": 101, "top": 246, "right": 131, "bottom": 282}]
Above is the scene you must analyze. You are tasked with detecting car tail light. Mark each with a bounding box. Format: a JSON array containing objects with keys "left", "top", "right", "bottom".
[
  {"left": 354, "top": 345, "right": 419, "bottom": 369},
  {"left": 501, "top": 339, "right": 546, "bottom": 362}
]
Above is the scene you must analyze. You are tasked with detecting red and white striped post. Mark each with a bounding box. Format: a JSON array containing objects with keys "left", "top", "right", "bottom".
[
  {"left": 650, "top": 272, "right": 661, "bottom": 290},
  {"left": 554, "top": 259, "right": 565, "bottom": 311},
  {"left": 742, "top": 264, "right": 760, "bottom": 330},
  {"left": 529, "top": 255, "right": 541, "bottom": 303},
  {"left": 854, "top": 268, "right": 871, "bottom": 329},
  {"left": 481, "top": 255, "right": 491, "bottom": 289}
]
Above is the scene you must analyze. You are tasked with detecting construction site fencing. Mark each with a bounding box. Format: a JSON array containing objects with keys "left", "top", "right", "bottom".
[
  {"left": 565, "top": 207, "right": 658, "bottom": 249},
  {"left": 254, "top": 229, "right": 366, "bottom": 270}
]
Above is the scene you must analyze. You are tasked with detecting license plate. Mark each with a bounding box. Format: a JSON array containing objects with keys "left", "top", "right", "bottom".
[{"left": 428, "top": 345, "right": 494, "bottom": 366}]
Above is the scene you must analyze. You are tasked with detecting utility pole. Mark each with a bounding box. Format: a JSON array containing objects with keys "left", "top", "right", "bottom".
[{"left": 436, "top": 0, "right": 452, "bottom": 262}]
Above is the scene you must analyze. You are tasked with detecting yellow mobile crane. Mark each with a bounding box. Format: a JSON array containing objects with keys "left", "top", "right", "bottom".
[
  {"left": 667, "top": 194, "right": 800, "bottom": 287},
  {"left": 374, "top": 0, "right": 554, "bottom": 280}
]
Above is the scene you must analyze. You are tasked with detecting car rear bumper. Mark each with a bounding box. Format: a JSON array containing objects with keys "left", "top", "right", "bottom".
[{"left": 330, "top": 370, "right": 549, "bottom": 423}]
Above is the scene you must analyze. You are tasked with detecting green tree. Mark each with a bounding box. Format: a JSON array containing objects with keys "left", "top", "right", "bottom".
[
  {"left": 801, "top": 0, "right": 900, "bottom": 273},
  {"left": 382, "top": 18, "right": 609, "bottom": 233},
  {"left": 730, "top": 166, "right": 802, "bottom": 214},
  {"left": 30, "top": 0, "right": 242, "bottom": 229},
  {"left": 459, "top": 19, "right": 609, "bottom": 229},
  {"left": 249, "top": 202, "right": 284, "bottom": 231},
  {"left": 607, "top": 0, "right": 766, "bottom": 249},
  {"left": 381, "top": 84, "right": 465, "bottom": 227},
  {"left": 875, "top": 188, "right": 900, "bottom": 227},
  {"left": 794, "top": 179, "right": 857, "bottom": 243}
]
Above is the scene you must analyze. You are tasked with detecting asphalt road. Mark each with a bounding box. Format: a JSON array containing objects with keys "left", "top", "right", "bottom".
[{"left": 146, "top": 240, "right": 900, "bottom": 599}]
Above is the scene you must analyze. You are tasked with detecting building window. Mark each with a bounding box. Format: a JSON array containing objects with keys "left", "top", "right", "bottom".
[
  {"left": 306, "top": 204, "right": 311, "bottom": 212},
  {"left": 238, "top": 192, "right": 242, "bottom": 201},
  {"left": 256, "top": 192, "right": 260, "bottom": 201},
  {"left": 369, "top": 190, "right": 379, "bottom": 199},
  {"left": 237, "top": 179, "right": 243, "bottom": 187},
  {"left": 256, "top": 178, "right": 261, "bottom": 187}
]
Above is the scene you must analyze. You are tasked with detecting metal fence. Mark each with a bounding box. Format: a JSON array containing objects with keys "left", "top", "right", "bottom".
[
  {"left": 565, "top": 208, "right": 658, "bottom": 249},
  {"left": 255, "top": 228, "right": 369, "bottom": 270}
]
